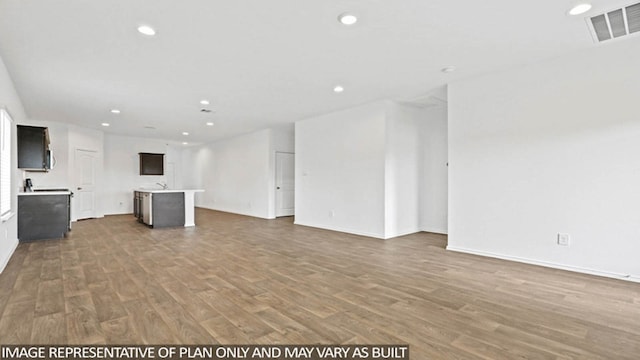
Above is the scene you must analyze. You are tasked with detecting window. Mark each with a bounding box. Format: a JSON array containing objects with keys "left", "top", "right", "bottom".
[{"left": 1, "top": 108, "right": 12, "bottom": 219}]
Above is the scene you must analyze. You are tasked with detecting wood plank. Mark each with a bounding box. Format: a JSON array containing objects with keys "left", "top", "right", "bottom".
[
  {"left": 34, "top": 279, "right": 64, "bottom": 317},
  {"left": 65, "top": 294, "right": 105, "bottom": 344},
  {"left": 88, "top": 281, "right": 128, "bottom": 323},
  {"left": 0, "top": 209, "right": 637, "bottom": 359},
  {"left": 100, "top": 317, "right": 140, "bottom": 344},
  {"left": 31, "top": 312, "right": 66, "bottom": 344},
  {"left": 122, "top": 299, "right": 179, "bottom": 343}
]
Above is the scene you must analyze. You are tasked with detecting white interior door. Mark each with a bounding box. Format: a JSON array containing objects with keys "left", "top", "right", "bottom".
[
  {"left": 75, "top": 149, "right": 97, "bottom": 220},
  {"left": 275, "top": 152, "right": 295, "bottom": 217}
]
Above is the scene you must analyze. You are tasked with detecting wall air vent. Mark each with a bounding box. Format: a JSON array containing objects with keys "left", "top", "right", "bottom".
[{"left": 589, "top": 3, "right": 640, "bottom": 42}]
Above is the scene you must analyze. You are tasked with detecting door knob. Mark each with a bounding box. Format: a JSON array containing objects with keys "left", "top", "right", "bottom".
[
  {"left": 77, "top": 187, "right": 82, "bottom": 190},
  {"left": 277, "top": 186, "right": 281, "bottom": 189}
]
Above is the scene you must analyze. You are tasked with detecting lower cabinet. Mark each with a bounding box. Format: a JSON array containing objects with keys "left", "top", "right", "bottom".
[
  {"left": 18, "top": 194, "right": 71, "bottom": 241},
  {"left": 133, "top": 191, "right": 143, "bottom": 222},
  {"left": 152, "top": 192, "right": 185, "bottom": 228},
  {"left": 133, "top": 191, "right": 185, "bottom": 228}
]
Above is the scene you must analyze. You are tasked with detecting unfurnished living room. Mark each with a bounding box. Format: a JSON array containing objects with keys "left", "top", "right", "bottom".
[{"left": 0, "top": 1, "right": 639, "bottom": 359}]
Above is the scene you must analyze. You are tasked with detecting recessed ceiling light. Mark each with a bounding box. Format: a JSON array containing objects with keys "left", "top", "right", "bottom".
[
  {"left": 206, "top": 122, "right": 214, "bottom": 126},
  {"left": 182, "top": 142, "right": 188, "bottom": 145},
  {"left": 101, "top": 123, "right": 110, "bottom": 127},
  {"left": 568, "top": 3, "right": 592, "bottom": 15},
  {"left": 333, "top": 85, "right": 344, "bottom": 93},
  {"left": 200, "top": 100, "right": 210, "bottom": 105},
  {"left": 441, "top": 66, "right": 456, "bottom": 73},
  {"left": 110, "top": 109, "right": 121, "bottom": 114},
  {"left": 182, "top": 132, "right": 189, "bottom": 136},
  {"left": 137, "top": 25, "right": 156, "bottom": 36},
  {"left": 338, "top": 13, "right": 358, "bottom": 26}
]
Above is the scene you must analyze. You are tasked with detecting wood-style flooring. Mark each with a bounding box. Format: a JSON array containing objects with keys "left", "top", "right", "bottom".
[{"left": 0, "top": 209, "right": 639, "bottom": 359}]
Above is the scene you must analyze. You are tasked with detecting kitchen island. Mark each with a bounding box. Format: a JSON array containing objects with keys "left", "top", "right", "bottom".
[{"left": 133, "top": 189, "right": 204, "bottom": 228}]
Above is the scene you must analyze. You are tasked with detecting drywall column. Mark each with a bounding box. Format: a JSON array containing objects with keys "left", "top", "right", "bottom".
[
  {"left": 419, "top": 105, "right": 448, "bottom": 234},
  {"left": 295, "top": 101, "right": 387, "bottom": 238},
  {"left": 384, "top": 103, "right": 421, "bottom": 238}
]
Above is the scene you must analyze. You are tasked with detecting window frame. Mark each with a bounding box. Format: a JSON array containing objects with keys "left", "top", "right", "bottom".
[{"left": 1, "top": 108, "right": 13, "bottom": 222}]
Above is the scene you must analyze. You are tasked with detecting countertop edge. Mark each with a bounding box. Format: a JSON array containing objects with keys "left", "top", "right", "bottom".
[
  {"left": 134, "top": 189, "right": 205, "bottom": 193},
  {"left": 18, "top": 191, "right": 72, "bottom": 196}
]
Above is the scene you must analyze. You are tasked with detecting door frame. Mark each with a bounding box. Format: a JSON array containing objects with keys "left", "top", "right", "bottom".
[
  {"left": 274, "top": 151, "right": 295, "bottom": 218},
  {"left": 72, "top": 148, "right": 99, "bottom": 221}
]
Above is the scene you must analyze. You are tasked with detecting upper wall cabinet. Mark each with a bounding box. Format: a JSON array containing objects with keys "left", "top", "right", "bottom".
[
  {"left": 139, "top": 152, "right": 164, "bottom": 175},
  {"left": 17, "top": 125, "right": 51, "bottom": 171}
]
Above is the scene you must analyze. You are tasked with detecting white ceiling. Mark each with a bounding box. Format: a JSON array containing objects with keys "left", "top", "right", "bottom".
[{"left": 0, "top": 0, "right": 630, "bottom": 144}]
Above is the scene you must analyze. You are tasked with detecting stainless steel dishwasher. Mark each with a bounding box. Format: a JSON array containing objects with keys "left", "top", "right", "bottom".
[{"left": 141, "top": 192, "right": 153, "bottom": 225}]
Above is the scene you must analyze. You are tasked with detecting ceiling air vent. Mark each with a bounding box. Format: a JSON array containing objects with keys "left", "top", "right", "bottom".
[{"left": 589, "top": 2, "right": 640, "bottom": 42}]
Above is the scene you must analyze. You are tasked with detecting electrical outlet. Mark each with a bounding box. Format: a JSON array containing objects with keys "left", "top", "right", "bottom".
[
  {"left": 557, "top": 233, "right": 570, "bottom": 246},
  {"left": 329, "top": 210, "right": 335, "bottom": 218}
]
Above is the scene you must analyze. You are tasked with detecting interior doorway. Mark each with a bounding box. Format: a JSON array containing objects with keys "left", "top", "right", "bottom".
[
  {"left": 74, "top": 149, "right": 98, "bottom": 220},
  {"left": 275, "top": 152, "right": 295, "bottom": 217}
]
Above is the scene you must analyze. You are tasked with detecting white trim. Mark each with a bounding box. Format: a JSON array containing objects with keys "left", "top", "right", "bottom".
[
  {"left": 385, "top": 228, "right": 421, "bottom": 239},
  {"left": 273, "top": 151, "right": 295, "bottom": 218},
  {"left": 0, "top": 237, "right": 18, "bottom": 273},
  {"left": 196, "top": 205, "right": 273, "bottom": 220},
  {"left": 0, "top": 211, "right": 15, "bottom": 223},
  {"left": 446, "top": 245, "right": 640, "bottom": 283},
  {"left": 293, "top": 220, "right": 385, "bottom": 239},
  {"left": 420, "top": 227, "right": 448, "bottom": 235},
  {"left": 0, "top": 108, "right": 12, "bottom": 216}
]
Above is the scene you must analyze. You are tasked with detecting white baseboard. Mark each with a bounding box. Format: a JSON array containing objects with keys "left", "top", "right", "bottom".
[
  {"left": 446, "top": 245, "right": 640, "bottom": 283},
  {"left": 197, "top": 205, "right": 272, "bottom": 220},
  {"left": 385, "top": 228, "right": 421, "bottom": 239},
  {"left": 0, "top": 237, "right": 19, "bottom": 274},
  {"left": 420, "top": 227, "right": 448, "bottom": 235},
  {"left": 293, "top": 221, "right": 385, "bottom": 239}
]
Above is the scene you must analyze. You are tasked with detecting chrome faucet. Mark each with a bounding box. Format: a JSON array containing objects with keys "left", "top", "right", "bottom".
[{"left": 156, "top": 182, "right": 168, "bottom": 190}]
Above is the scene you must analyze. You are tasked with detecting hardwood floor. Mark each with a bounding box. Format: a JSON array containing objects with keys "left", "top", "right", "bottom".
[{"left": 1, "top": 208, "right": 639, "bottom": 359}]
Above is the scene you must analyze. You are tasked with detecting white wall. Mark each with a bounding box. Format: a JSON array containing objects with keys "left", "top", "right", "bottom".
[
  {"left": 295, "top": 101, "right": 387, "bottom": 238},
  {"left": 22, "top": 127, "right": 186, "bottom": 217},
  {"left": 267, "top": 125, "right": 295, "bottom": 218},
  {"left": 419, "top": 105, "right": 448, "bottom": 234},
  {"left": 67, "top": 126, "right": 104, "bottom": 220},
  {"left": 103, "top": 134, "right": 182, "bottom": 215},
  {"left": 295, "top": 100, "right": 448, "bottom": 239},
  {"left": 385, "top": 103, "right": 421, "bottom": 238},
  {"left": 15, "top": 120, "right": 105, "bottom": 221},
  {"left": 448, "top": 40, "right": 640, "bottom": 281},
  {"left": 183, "top": 129, "right": 273, "bottom": 218},
  {"left": 0, "top": 55, "right": 26, "bottom": 273},
  {"left": 17, "top": 120, "right": 70, "bottom": 190}
]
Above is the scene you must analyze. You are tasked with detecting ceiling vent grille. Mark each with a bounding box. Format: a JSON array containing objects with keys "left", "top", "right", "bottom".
[{"left": 589, "top": 3, "right": 640, "bottom": 42}]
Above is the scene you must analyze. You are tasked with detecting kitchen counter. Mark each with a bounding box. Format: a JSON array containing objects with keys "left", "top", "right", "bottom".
[
  {"left": 135, "top": 189, "right": 203, "bottom": 194},
  {"left": 133, "top": 189, "right": 204, "bottom": 227},
  {"left": 18, "top": 191, "right": 72, "bottom": 196},
  {"left": 18, "top": 191, "right": 72, "bottom": 241}
]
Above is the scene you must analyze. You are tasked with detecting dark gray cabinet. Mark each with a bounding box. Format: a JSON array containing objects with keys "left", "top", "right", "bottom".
[
  {"left": 18, "top": 194, "right": 71, "bottom": 241},
  {"left": 18, "top": 125, "right": 51, "bottom": 171},
  {"left": 139, "top": 152, "right": 164, "bottom": 175},
  {"left": 133, "top": 191, "right": 143, "bottom": 221},
  {"left": 133, "top": 191, "right": 185, "bottom": 228},
  {"left": 152, "top": 192, "right": 185, "bottom": 228}
]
